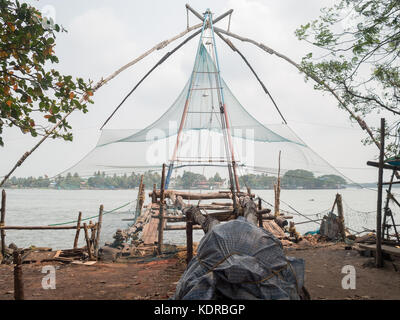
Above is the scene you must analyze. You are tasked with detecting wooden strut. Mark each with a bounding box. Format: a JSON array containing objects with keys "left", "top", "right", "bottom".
[{"left": 0, "top": 8, "right": 235, "bottom": 188}]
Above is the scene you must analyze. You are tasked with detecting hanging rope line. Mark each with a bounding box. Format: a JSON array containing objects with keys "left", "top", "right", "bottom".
[
  {"left": 48, "top": 201, "right": 133, "bottom": 226},
  {"left": 100, "top": 29, "right": 202, "bottom": 130},
  {"left": 216, "top": 31, "right": 288, "bottom": 124}
]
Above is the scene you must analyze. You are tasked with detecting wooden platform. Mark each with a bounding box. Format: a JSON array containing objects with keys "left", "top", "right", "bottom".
[
  {"left": 141, "top": 213, "right": 167, "bottom": 245},
  {"left": 359, "top": 243, "right": 400, "bottom": 258}
]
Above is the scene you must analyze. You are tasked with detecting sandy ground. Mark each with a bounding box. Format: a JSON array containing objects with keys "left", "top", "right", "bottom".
[{"left": 0, "top": 244, "right": 399, "bottom": 300}]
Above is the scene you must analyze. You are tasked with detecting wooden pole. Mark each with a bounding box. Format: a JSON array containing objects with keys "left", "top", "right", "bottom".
[
  {"left": 274, "top": 151, "right": 281, "bottom": 217},
  {"left": 73, "top": 211, "right": 82, "bottom": 249},
  {"left": 157, "top": 164, "right": 166, "bottom": 255},
  {"left": 136, "top": 176, "right": 144, "bottom": 217},
  {"left": 376, "top": 118, "right": 385, "bottom": 268},
  {"left": 186, "top": 211, "right": 193, "bottom": 264},
  {"left": 258, "top": 198, "right": 263, "bottom": 228},
  {"left": 13, "top": 251, "right": 24, "bottom": 300},
  {"left": 94, "top": 205, "right": 104, "bottom": 255},
  {"left": 1, "top": 190, "right": 6, "bottom": 259},
  {"left": 83, "top": 223, "right": 94, "bottom": 261},
  {"left": 336, "top": 194, "right": 346, "bottom": 240}
]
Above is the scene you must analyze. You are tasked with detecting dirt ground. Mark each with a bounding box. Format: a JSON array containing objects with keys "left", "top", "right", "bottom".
[
  {"left": 0, "top": 256, "right": 186, "bottom": 300},
  {"left": 285, "top": 243, "right": 400, "bottom": 300},
  {"left": 0, "top": 244, "right": 399, "bottom": 300}
]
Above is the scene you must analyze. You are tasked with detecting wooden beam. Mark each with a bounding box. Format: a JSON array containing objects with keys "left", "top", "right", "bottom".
[
  {"left": 0, "top": 225, "right": 78, "bottom": 230},
  {"left": 149, "top": 190, "right": 254, "bottom": 200},
  {"left": 367, "top": 161, "right": 400, "bottom": 171},
  {"left": 165, "top": 225, "right": 202, "bottom": 231}
]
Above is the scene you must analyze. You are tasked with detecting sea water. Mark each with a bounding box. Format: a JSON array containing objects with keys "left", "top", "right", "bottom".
[{"left": 2, "top": 188, "right": 399, "bottom": 249}]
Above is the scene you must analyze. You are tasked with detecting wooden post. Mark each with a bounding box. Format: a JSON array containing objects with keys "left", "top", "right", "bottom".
[
  {"left": 1, "top": 190, "right": 6, "bottom": 259},
  {"left": 136, "top": 175, "right": 144, "bottom": 217},
  {"left": 83, "top": 223, "right": 94, "bottom": 260},
  {"left": 336, "top": 194, "right": 346, "bottom": 240},
  {"left": 376, "top": 118, "right": 385, "bottom": 268},
  {"left": 157, "top": 164, "right": 166, "bottom": 255},
  {"left": 152, "top": 184, "right": 157, "bottom": 203},
  {"left": 13, "top": 251, "right": 24, "bottom": 300},
  {"left": 257, "top": 197, "right": 263, "bottom": 228},
  {"left": 94, "top": 205, "right": 104, "bottom": 255},
  {"left": 186, "top": 211, "right": 193, "bottom": 264},
  {"left": 274, "top": 151, "right": 281, "bottom": 217},
  {"left": 73, "top": 211, "right": 82, "bottom": 249}
]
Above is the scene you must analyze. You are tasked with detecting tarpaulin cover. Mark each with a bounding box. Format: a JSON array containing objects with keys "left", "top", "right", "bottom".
[{"left": 174, "top": 216, "right": 305, "bottom": 300}]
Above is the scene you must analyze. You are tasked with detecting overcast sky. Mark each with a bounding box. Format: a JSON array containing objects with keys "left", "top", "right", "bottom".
[{"left": 0, "top": 0, "right": 387, "bottom": 183}]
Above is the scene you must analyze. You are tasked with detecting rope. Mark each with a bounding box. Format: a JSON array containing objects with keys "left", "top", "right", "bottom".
[{"left": 48, "top": 201, "right": 133, "bottom": 226}]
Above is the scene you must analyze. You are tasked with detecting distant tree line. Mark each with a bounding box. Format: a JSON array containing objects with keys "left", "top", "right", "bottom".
[
  {"left": 4, "top": 169, "right": 346, "bottom": 190},
  {"left": 240, "top": 169, "right": 347, "bottom": 189}
]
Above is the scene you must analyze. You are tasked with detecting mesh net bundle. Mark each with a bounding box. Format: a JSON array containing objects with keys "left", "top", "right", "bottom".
[{"left": 60, "top": 35, "right": 346, "bottom": 183}]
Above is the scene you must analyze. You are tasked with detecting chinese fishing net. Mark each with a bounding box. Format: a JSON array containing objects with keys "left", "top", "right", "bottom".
[{"left": 60, "top": 37, "right": 348, "bottom": 187}]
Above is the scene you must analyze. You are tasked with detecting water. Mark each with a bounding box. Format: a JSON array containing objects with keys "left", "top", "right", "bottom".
[{"left": 2, "top": 188, "right": 399, "bottom": 249}]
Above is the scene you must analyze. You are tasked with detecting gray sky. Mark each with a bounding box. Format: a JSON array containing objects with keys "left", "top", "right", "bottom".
[{"left": 0, "top": 0, "right": 385, "bottom": 182}]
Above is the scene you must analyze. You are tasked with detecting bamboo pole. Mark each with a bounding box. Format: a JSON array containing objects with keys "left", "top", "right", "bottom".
[
  {"left": 83, "top": 223, "right": 94, "bottom": 261},
  {"left": 13, "top": 251, "right": 24, "bottom": 300},
  {"left": 1, "top": 190, "right": 6, "bottom": 258},
  {"left": 94, "top": 205, "right": 104, "bottom": 255},
  {"left": 376, "top": 118, "right": 385, "bottom": 268},
  {"left": 73, "top": 211, "right": 82, "bottom": 249}
]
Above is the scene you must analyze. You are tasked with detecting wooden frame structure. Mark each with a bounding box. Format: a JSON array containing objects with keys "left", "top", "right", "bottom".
[{"left": 367, "top": 118, "right": 400, "bottom": 267}]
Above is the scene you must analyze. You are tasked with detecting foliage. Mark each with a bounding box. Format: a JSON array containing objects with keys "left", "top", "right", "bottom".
[
  {"left": 0, "top": 0, "right": 93, "bottom": 146},
  {"left": 295, "top": 0, "right": 400, "bottom": 155},
  {"left": 4, "top": 170, "right": 346, "bottom": 190}
]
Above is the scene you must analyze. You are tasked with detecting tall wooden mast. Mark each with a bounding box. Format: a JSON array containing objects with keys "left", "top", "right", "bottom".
[{"left": 165, "top": 8, "right": 241, "bottom": 199}]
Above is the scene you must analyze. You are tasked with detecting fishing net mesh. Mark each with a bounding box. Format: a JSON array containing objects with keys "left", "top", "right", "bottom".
[{"left": 61, "top": 38, "right": 347, "bottom": 184}]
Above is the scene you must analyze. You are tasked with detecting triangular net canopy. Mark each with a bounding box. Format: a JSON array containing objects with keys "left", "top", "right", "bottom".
[{"left": 61, "top": 40, "right": 347, "bottom": 184}]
